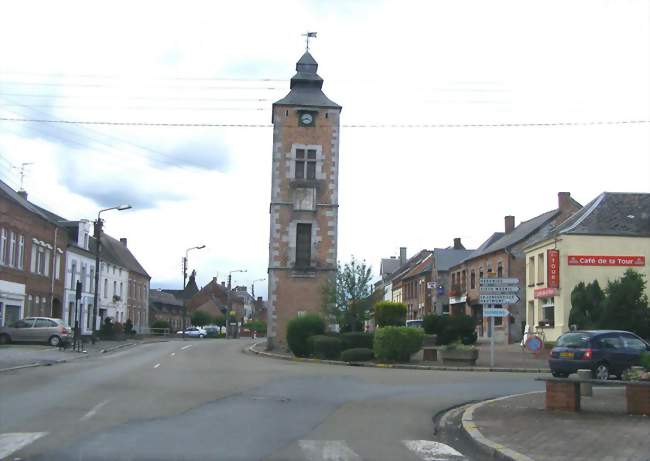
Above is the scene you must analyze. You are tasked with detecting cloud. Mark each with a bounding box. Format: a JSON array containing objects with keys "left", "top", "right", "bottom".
[{"left": 160, "top": 140, "right": 230, "bottom": 171}]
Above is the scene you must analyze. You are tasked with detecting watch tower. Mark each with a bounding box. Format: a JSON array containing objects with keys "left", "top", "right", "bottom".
[{"left": 266, "top": 50, "right": 341, "bottom": 349}]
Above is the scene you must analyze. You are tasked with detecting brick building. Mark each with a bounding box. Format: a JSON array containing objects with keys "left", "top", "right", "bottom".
[
  {"left": 149, "top": 289, "right": 183, "bottom": 331},
  {"left": 0, "top": 181, "right": 67, "bottom": 326},
  {"left": 449, "top": 192, "right": 582, "bottom": 343},
  {"left": 266, "top": 51, "right": 341, "bottom": 349},
  {"left": 430, "top": 238, "right": 474, "bottom": 315},
  {"left": 400, "top": 252, "right": 433, "bottom": 320}
]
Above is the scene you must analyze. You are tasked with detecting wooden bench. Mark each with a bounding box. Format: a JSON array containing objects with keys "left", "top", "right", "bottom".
[{"left": 535, "top": 377, "right": 650, "bottom": 415}]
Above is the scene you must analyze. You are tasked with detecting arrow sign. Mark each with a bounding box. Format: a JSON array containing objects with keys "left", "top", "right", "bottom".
[
  {"left": 479, "top": 286, "right": 520, "bottom": 293},
  {"left": 483, "top": 307, "right": 510, "bottom": 317},
  {"left": 479, "top": 294, "right": 520, "bottom": 304},
  {"left": 480, "top": 277, "right": 519, "bottom": 286}
]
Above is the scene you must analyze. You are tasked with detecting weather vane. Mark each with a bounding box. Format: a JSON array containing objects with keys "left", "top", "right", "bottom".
[{"left": 302, "top": 32, "right": 317, "bottom": 51}]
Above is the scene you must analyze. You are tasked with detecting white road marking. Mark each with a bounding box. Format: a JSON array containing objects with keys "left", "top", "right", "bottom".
[
  {"left": 180, "top": 345, "right": 193, "bottom": 351},
  {"left": 79, "top": 399, "right": 111, "bottom": 422},
  {"left": 0, "top": 432, "right": 48, "bottom": 459},
  {"left": 299, "top": 440, "right": 361, "bottom": 461},
  {"left": 402, "top": 440, "right": 465, "bottom": 460},
  {"left": 170, "top": 352, "right": 176, "bottom": 357},
  {"left": 154, "top": 363, "right": 161, "bottom": 368}
]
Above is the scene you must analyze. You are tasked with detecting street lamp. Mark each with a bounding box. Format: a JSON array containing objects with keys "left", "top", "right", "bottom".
[
  {"left": 92, "top": 205, "right": 132, "bottom": 337},
  {"left": 227, "top": 269, "right": 246, "bottom": 338},
  {"left": 182, "top": 245, "right": 206, "bottom": 340}
]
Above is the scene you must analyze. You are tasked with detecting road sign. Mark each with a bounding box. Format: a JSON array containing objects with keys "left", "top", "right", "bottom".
[
  {"left": 479, "top": 277, "right": 519, "bottom": 286},
  {"left": 479, "top": 285, "right": 520, "bottom": 293},
  {"left": 479, "top": 294, "right": 520, "bottom": 304},
  {"left": 483, "top": 307, "right": 510, "bottom": 317}
]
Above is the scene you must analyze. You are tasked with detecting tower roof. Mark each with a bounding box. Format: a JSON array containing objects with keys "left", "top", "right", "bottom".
[{"left": 274, "top": 51, "right": 341, "bottom": 109}]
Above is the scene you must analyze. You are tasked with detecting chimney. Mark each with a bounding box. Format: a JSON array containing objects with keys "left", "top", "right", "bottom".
[
  {"left": 221, "top": 281, "right": 226, "bottom": 287},
  {"left": 505, "top": 216, "right": 515, "bottom": 234},
  {"left": 453, "top": 238, "right": 464, "bottom": 250},
  {"left": 558, "top": 192, "right": 571, "bottom": 213},
  {"left": 212, "top": 277, "right": 217, "bottom": 284},
  {"left": 257, "top": 296, "right": 262, "bottom": 302},
  {"left": 17, "top": 190, "right": 28, "bottom": 200},
  {"left": 399, "top": 247, "right": 407, "bottom": 265},
  {"left": 120, "top": 238, "right": 127, "bottom": 247}
]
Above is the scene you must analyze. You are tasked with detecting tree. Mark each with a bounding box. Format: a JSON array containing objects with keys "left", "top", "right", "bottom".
[
  {"left": 191, "top": 310, "right": 214, "bottom": 327},
  {"left": 569, "top": 280, "right": 604, "bottom": 329},
  {"left": 599, "top": 269, "right": 650, "bottom": 339},
  {"left": 322, "top": 256, "right": 373, "bottom": 332}
]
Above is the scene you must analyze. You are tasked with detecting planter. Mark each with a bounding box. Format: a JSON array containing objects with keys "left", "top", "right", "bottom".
[
  {"left": 439, "top": 348, "right": 478, "bottom": 366},
  {"left": 422, "top": 347, "right": 437, "bottom": 361},
  {"left": 625, "top": 383, "right": 650, "bottom": 415},
  {"left": 422, "top": 334, "right": 437, "bottom": 347}
]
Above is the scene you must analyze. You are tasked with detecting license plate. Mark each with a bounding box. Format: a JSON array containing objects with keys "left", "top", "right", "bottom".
[{"left": 560, "top": 352, "right": 574, "bottom": 359}]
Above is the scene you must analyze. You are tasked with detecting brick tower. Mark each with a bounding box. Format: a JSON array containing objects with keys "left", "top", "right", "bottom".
[{"left": 266, "top": 51, "right": 341, "bottom": 349}]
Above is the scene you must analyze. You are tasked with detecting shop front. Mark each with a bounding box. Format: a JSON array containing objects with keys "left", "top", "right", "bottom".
[{"left": 0, "top": 280, "right": 25, "bottom": 327}]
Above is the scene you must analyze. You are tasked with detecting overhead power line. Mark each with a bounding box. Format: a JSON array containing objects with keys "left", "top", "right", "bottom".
[{"left": 1, "top": 116, "right": 648, "bottom": 129}]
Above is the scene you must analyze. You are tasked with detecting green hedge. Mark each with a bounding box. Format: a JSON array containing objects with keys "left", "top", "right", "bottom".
[
  {"left": 341, "top": 347, "right": 374, "bottom": 362},
  {"left": 423, "top": 314, "right": 447, "bottom": 335},
  {"left": 374, "top": 301, "right": 407, "bottom": 327},
  {"left": 340, "top": 332, "right": 374, "bottom": 350},
  {"left": 373, "top": 326, "right": 424, "bottom": 362},
  {"left": 308, "top": 335, "right": 342, "bottom": 360},
  {"left": 286, "top": 314, "right": 325, "bottom": 357},
  {"left": 425, "top": 314, "right": 477, "bottom": 345}
]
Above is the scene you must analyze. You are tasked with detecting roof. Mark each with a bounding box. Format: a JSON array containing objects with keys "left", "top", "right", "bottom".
[
  {"left": 402, "top": 253, "right": 433, "bottom": 280},
  {"left": 100, "top": 234, "right": 150, "bottom": 279},
  {"left": 432, "top": 247, "right": 475, "bottom": 272},
  {"left": 149, "top": 289, "right": 183, "bottom": 307},
  {"left": 389, "top": 249, "right": 431, "bottom": 284},
  {"left": 0, "top": 179, "right": 61, "bottom": 225},
  {"left": 552, "top": 192, "right": 650, "bottom": 237},
  {"left": 380, "top": 258, "right": 401, "bottom": 277},
  {"left": 273, "top": 52, "right": 341, "bottom": 109}
]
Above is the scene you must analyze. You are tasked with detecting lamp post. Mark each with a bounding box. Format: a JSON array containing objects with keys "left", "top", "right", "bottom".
[
  {"left": 182, "top": 245, "right": 206, "bottom": 340},
  {"left": 92, "top": 205, "right": 132, "bottom": 338},
  {"left": 227, "top": 269, "right": 246, "bottom": 338}
]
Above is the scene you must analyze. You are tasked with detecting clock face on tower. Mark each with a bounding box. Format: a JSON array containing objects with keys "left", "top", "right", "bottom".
[{"left": 298, "top": 111, "right": 316, "bottom": 127}]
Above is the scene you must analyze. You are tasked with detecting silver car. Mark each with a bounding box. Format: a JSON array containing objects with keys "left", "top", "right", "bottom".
[{"left": 0, "top": 317, "right": 72, "bottom": 347}]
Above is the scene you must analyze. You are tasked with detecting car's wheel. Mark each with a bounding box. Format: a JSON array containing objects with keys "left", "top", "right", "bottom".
[
  {"left": 551, "top": 370, "right": 568, "bottom": 378},
  {"left": 593, "top": 362, "right": 610, "bottom": 381},
  {"left": 199, "top": 334, "right": 205, "bottom": 338},
  {"left": 48, "top": 335, "right": 61, "bottom": 347},
  {"left": 0, "top": 333, "right": 11, "bottom": 345}
]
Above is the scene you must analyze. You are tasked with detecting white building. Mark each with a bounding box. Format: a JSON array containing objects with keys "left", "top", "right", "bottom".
[
  {"left": 98, "top": 258, "right": 129, "bottom": 326},
  {"left": 62, "top": 220, "right": 97, "bottom": 334}
]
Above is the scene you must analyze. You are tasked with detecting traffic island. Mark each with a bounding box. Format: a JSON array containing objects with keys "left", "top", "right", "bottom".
[{"left": 461, "top": 390, "right": 650, "bottom": 461}]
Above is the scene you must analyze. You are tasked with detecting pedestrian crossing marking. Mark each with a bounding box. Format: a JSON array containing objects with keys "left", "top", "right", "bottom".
[
  {"left": 402, "top": 440, "right": 465, "bottom": 460},
  {"left": 299, "top": 440, "right": 362, "bottom": 461},
  {"left": 0, "top": 432, "right": 47, "bottom": 459}
]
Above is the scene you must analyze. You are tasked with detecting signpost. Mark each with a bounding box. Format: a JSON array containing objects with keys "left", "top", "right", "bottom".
[{"left": 479, "top": 277, "right": 519, "bottom": 367}]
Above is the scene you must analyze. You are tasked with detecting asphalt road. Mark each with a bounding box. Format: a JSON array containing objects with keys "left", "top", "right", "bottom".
[{"left": 0, "top": 339, "right": 544, "bottom": 460}]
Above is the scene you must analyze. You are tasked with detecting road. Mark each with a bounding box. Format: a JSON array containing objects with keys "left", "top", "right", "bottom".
[{"left": 0, "top": 339, "right": 544, "bottom": 460}]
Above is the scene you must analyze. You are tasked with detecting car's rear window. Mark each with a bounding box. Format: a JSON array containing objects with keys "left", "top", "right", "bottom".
[{"left": 557, "top": 333, "right": 591, "bottom": 348}]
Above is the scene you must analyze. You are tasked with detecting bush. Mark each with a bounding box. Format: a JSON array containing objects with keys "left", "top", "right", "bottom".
[
  {"left": 641, "top": 351, "right": 650, "bottom": 370},
  {"left": 340, "top": 331, "right": 374, "bottom": 350},
  {"left": 124, "top": 318, "right": 134, "bottom": 335},
  {"left": 286, "top": 314, "right": 326, "bottom": 357},
  {"left": 341, "top": 347, "right": 374, "bottom": 362},
  {"left": 436, "top": 314, "right": 477, "bottom": 345},
  {"left": 151, "top": 320, "right": 171, "bottom": 335},
  {"left": 308, "top": 335, "right": 342, "bottom": 360},
  {"left": 247, "top": 320, "right": 267, "bottom": 336},
  {"left": 374, "top": 301, "right": 407, "bottom": 327},
  {"left": 423, "top": 314, "right": 448, "bottom": 336},
  {"left": 191, "top": 310, "right": 214, "bottom": 327},
  {"left": 373, "top": 326, "right": 424, "bottom": 362}
]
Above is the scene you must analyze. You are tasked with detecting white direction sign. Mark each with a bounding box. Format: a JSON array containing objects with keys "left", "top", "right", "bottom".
[
  {"left": 479, "top": 294, "right": 520, "bottom": 304},
  {"left": 484, "top": 307, "right": 510, "bottom": 317},
  {"left": 479, "top": 285, "right": 520, "bottom": 293},
  {"left": 479, "top": 277, "right": 519, "bottom": 286}
]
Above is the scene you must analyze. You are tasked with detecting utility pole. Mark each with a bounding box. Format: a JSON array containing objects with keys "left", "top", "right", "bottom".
[
  {"left": 182, "top": 245, "right": 206, "bottom": 340},
  {"left": 226, "top": 269, "right": 246, "bottom": 339}
]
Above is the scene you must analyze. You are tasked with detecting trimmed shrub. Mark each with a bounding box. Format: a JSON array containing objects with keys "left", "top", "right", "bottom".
[
  {"left": 308, "top": 335, "right": 342, "bottom": 360},
  {"left": 423, "top": 314, "right": 448, "bottom": 336},
  {"left": 191, "top": 310, "right": 214, "bottom": 327},
  {"left": 340, "top": 331, "right": 374, "bottom": 350},
  {"left": 286, "top": 314, "right": 326, "bottom": 357},
  {"left": 151, "top": 320, "right": 171, "bottom": 335},
  {"left": 374, "top": 301, "right": 407, "bottom": 327},
  {"left": 341, "top": 347, "right": 374, "bottom": 362},
  {"left": 436, "top": 314, "right": 477, "bottom": 345},
  {"left": 373, "top": 326, "right": 424, "bottom": 362},
  {"left": 641, "top": 351, "right": 650, "bottom": 370}
]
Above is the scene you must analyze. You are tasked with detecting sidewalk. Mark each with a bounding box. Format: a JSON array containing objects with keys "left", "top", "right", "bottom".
[
  {"left": 467, "top": 389, "right": 650, "bottom": 461},
  {"left": 473, "top": 340, "right": 549, "bottom": 369}
]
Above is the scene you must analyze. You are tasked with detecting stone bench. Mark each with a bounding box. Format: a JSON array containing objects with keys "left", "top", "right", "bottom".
[{"left": 535, "top": 377, "right": 650, "bottom": 415}]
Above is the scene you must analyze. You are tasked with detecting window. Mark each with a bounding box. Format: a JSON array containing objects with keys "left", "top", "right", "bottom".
[
  {"left": 17, "top": 235, "right": 24, "bottom": 269},
  {"left": 294, "top": 148, "right": 317, "bottom": 180},
  {"left": 495, "top": 316, "right": 503, "bottom": 326},
  {"left": 43, "top": 249, "right": 50, "bottom": 276},
  {"left": 84, "top": 233, "right": 89, "bottom": 249},
  {"left": 537, "top": 253, "right": 544, "bottom": 284},
  {"left": 55, "top": 253, "right": 61, "bottom": 279},
  {"left": 295, "top": 223, "right": 312, "bottom": 268},
  {"left": 113, "top": 281, "right": 117, "bottom": 297},
  {"left": 9, "top": 231, "right": 16, "bottom": 266},
  {"left": 120, "top": 282, "right": 123, "bottom": 297},
  {"left": 542, "top": 298, "right": 555, "bottom": 326},
  {"left": 470, "top": 270, "right": 475, "bottom": 289},
  {"left": 70, "top": 262, "right": 77, "bottom": 289},
  {"left": 479, "top": 267, "right": 484, "bottom": 281},
  {"left": 104, "top": 279, "right": 108, "bottom": 298},
  {"left": 497, "top": 262, "right": 503, "bottom": 278},
  {"left": 81, "top": 264, "right": 87, "bottom": 292},
  {"left": 0, "top": 228, "right": 6, "bottom": 264},
  {"left": 34, "top": 318, "right": 56, "bottom": 328},
  {"left": 622, "top": 334, "right": 648, "bottom": 351},
  {"left": 528, "top": 257, "right": 535, "bottom": 286},
  {"left": 90, "top": 267, "right": 95, "bottom": 293}
]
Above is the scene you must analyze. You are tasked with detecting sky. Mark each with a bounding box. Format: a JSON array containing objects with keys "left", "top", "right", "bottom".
[{"left": 1, "top": 0, "right": 649, "bottom": 298}]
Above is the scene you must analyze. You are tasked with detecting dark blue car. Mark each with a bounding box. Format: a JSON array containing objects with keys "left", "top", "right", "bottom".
[{"left": 549, "top": 330, "right": 650, "bottom": 380}]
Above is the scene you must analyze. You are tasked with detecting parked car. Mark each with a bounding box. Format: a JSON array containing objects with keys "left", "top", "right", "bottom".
[
  {"left": 176, "top": 327, "right": 207, "bottom": 338},
  {"left": 549, "top": 330, "right": 650, "bottom": 380},
  {"left": 406, "top": 320, "right": 424, "bottom": 329},
  {"left": 0, "top": 317, "right": 72, "bottom": 346}
]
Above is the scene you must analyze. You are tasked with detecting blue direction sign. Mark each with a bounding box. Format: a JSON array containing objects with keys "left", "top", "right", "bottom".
[
  {"left": 483, "top": 307, "right": 510, "bottom": 317},
  {"left": 479, "top": 293, "right": 520, "bottom": 304},
  {"left": 479, "top": 285, "right": 520, "bottom": 293}
]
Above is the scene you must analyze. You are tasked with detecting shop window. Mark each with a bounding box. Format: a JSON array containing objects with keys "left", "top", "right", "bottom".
[{"left": 542, "top": 298, "right": 555, "bottom": 327}]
